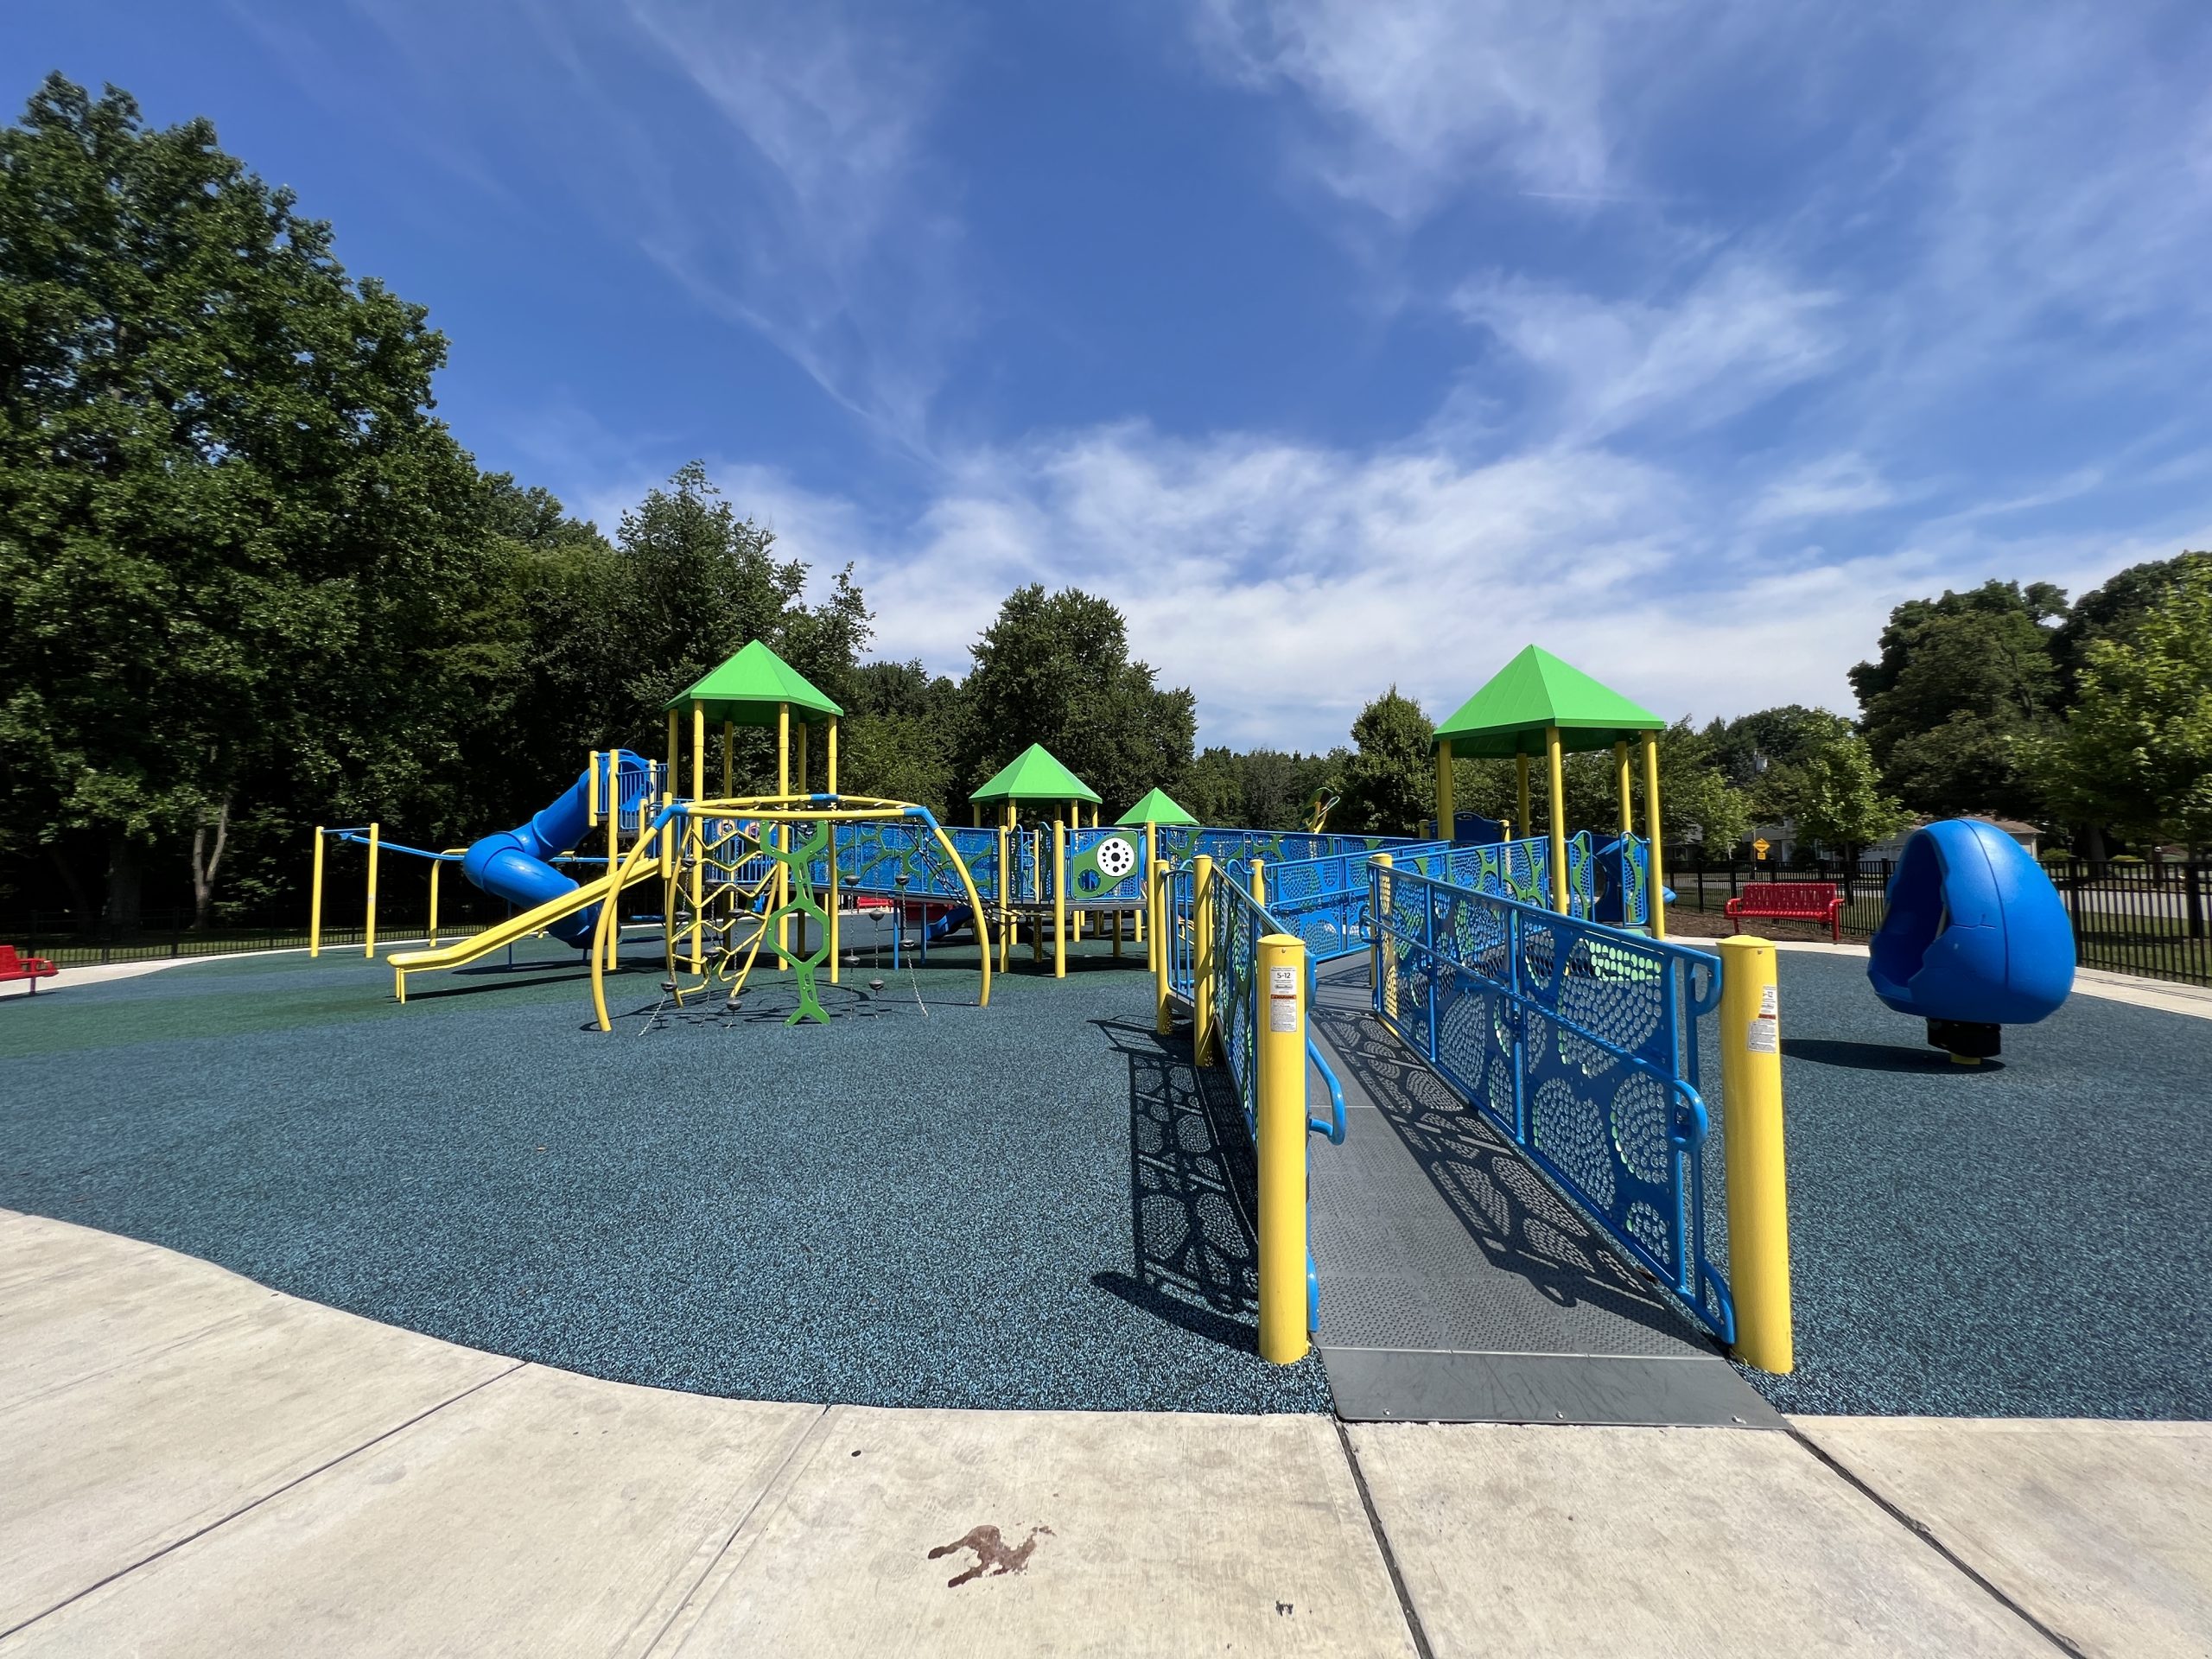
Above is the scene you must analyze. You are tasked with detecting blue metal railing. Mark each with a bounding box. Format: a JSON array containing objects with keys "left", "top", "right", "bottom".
[{"left": 1369, "top": 861, "right": 1734, "bottom": 1341}]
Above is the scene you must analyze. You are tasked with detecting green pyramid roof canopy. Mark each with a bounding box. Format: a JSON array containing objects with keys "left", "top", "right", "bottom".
[
  {"left": 1433, "top": 645, "right": 1663, "bottom": 758},
  {"left": 666, "top": 639, "right": 842, "bottom": 728},
  {"left": 1116, "top": 787, "right": 1198, "bottom": 825},
  {"left": 969, "top": 743, "right": 1102, "bottom": 804}
]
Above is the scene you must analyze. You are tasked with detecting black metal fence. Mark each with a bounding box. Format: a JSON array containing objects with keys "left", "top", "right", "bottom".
[
  {"left": 1667, "top": 852, "right": 2212, "bottom": 989},
  {"left": 2, "top": 906, "right": 497, "bottom": 969}
]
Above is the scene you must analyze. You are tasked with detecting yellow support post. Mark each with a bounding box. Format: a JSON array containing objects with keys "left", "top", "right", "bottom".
[
  {"left": 588, "top": 749, "right": 601, "bottom": 826},
  {"left": 666, "top": 710, "right": 677, "bottom": 793},
  {"left": 798, "top": 721, "right": 810, "bottom": 795},
  {"left": 309, "top": 827, "right": 325, "bottom": 957},
  {"left": 1152, "top": 861, "right": 1173, "bottom": 1035},
  {"left": 828, "top": 814, "right": 841, "bottom": 985},
  {"left": 606, "top": 764, "right": 621, "bottom": 971},
  {"left": 996, "top": 824, "right": 1012, "bottom": 973},
  {"left": 722, "top": 721, "right": 734, "bottom": 798},
  {"left": 1139, "top": 823, "right": 1154, "bottom": 954},
  {"left": 1256, "top": 931, "right": 1311, "bottom": 1363},
  {"left": 1053, "top": 819, "right": 1068, "bottom": 978},
  {"left": 1616, "top": 740, "right": 1633, "bottom": 836},
  {"left": 691, "top": 703, "right": 706, "bottom": 973},
  {"left": 364, "top": 823, "right": 379, "bottom": 959},
  {"left": 1718, "top": 936, "right": 1793, "bottom": 1372},
  {"left": 1192, "top": 854, "right": 1217, "bottom": 1064},
  {"left": 1373, "top": 853, "right": 1395, "bottom": 1022},
  {"left": 776, "top": 702, "right": 791, "bottom": 965},
  {"left": 1643, "top": 731, "right": 1668, "bottom": 939},
  {"left": 1545, "top": 725, "right": 1569, "bottom": 914},
  {"left": 1435, "top": 737, "right": 1455, "bottom": 842},
  {"left": 1250, "top": 855, "right": 1265, "bottom": 909},
  {"left": 428, "top": 856, "right": 441, "bottom": 949},
  {"left": 827, "top": 717, "right": 838, "bottom": 794},
  {"left": 1516, "top": 752, "right": 1532, "bottom": 845}
]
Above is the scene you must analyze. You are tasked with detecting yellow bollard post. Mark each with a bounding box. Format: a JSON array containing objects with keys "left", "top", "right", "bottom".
[
  {"left": 1643, "top": 730, "right": 1669, "bottom": 940},
  {"left": 1192, "top": 855, "right": 1217, "bottom": 1065},
  {"left": 1053, "top": 820, "right": 1068, "bottom": 979},
  {"left": 1153, "top": 861, "right": 1173, "bottom": 1035},
  {"left": 1718, "top": 937, "right": 1793, "bottom": 1372},
  {"left": 364, "top": 823, "right": 380, "bottom": 959},
  {"left": 1435, "top": 736, "right": 1455, "bottom": 842},
  {"left": 1545, "top": 724, "right": 1569, "bottom": 914},
  {"left": 309, "top": 827, "right": 325, "bottom": 957},
  {"left": 1373, "top": 852, "right": 1395, "bottom": 1023},
  {"left": 1250, "top": 856, "right": 1265, "bottom": 910},
  {"left": 1256, "top": 932, "right": 1311, "bottom": 1363}
]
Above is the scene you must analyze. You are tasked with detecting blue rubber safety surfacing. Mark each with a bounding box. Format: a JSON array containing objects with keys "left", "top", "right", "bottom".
[
  {"left": 0, "top": 939, "right": 1329, "bottom": 1414},
  {"left": 1715, "top": 951, "right": 2212, "bottom": 1419}
]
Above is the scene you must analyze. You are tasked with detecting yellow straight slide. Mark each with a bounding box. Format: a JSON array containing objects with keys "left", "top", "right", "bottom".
[{"left": 389, "top": 863, "right": 661, "bottom": 1001}]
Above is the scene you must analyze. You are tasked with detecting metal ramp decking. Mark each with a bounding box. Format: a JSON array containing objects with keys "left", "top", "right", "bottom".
[{"left": 1306, "top": 963, "right": 1779, "bottom": 1428}]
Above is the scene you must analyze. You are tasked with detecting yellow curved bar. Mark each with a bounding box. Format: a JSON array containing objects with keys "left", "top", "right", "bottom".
[{"left": 925, "top": 816, "right": 994, "bottom": 1009}]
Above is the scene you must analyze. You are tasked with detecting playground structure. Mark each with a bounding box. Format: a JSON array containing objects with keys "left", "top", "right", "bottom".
[
  {"left": 304, "top": 638, "right": 1796, "bottom": 1377},
  {"left": 1869, "top": 817, "right": 2075, "bottom": 1061}
]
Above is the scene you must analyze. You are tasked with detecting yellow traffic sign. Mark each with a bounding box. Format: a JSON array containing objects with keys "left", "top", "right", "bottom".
[{"left": 1752, "top": 837, "right": 1771, "bottom": 860}]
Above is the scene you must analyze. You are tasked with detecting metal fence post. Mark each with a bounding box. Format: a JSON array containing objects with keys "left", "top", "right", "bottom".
[
  {"left": 1256, "top": 931, "right": 1310, "bottom": 1363},
  {"left": 1717, "top": 936, "right": 1793, "bottom": 1374}
]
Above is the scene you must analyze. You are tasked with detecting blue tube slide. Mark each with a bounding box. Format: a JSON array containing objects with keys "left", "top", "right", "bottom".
[{"left": 461, "top": 751, "right": 652, "bottom": 947}]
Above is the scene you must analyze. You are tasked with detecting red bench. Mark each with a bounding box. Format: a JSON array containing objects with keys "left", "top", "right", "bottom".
[
  {"left": 1724, "top": 882, "right": 1846, "bottom": 942},
  {"left": 0, "top": 944, "right": 59, "bottom": 993}
]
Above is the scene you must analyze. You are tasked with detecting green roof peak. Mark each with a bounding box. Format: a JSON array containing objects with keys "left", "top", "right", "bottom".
[
  {"left": 666, "top": 639, "right": 842, "bottom": 727},
  {"left": 969, "top": 743, "right": 1102, "bottom": 804},
  {"left": 1116, "top": 787, "right": 1198, "bottom": 825},
  {"left": 1433, "top": 645, "right": 1662, "bottom": 758}
]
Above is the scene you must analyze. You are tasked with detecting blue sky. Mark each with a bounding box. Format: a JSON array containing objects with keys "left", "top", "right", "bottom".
[{"left": 8, "top": 3, "right": 2211, "bottom": 749}]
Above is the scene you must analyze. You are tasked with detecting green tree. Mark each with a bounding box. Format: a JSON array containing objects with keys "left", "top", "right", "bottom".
[
  {"left": 0, "top": 75, "right": 508, "bottom": 926},
  {"left": 839, "top": 658, "right": 960, "bottom": 818},
  {"left": 956, "top": 585, "right": 1196, "bottom": 816},
  {"left": 1336, "top": 689, "right": 1433, "bottom": 836},
  {"left": 1848, "top": 580, "right": 2066, "bottom": 819},
  {"left": 2032, "top": 558, "right": 2212, "bottom": 851},
  {"left": 1755, "top": 723, "right": 1909, "bottom": 860},
  {"left": 2050, "top": 552, "right": 2212, "bottom": 702}
]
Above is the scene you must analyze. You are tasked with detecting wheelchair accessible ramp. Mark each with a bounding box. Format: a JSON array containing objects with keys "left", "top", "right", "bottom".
[{"left": 1306, "top": 965, "right": 1780, "bottom": 1428}]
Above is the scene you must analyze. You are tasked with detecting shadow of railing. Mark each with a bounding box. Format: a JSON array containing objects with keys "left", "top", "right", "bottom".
[
  {"left": 1309, "top": 985, "right": 1714, "bottom": 1348},
  {"left": 1092, "top": 1018, "right": 1262, "bottom": 1355}
]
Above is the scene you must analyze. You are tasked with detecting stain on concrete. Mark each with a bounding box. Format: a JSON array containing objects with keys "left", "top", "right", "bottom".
[{"left": 927, "top": 1523, "right": 1054, "bottom": 1588}]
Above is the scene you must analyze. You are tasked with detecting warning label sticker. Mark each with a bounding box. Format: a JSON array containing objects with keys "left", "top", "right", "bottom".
[{"left": 1268, "top": 964, "right": 1299, "bottom": 1033}]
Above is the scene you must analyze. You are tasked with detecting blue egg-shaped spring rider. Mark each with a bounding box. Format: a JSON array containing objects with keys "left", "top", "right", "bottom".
[{"left": 1867, "top": 818, "right": 2074, "bottom": 1063}]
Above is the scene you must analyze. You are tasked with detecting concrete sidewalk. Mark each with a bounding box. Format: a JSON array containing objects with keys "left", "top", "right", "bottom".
[{"left": 3, "top": 1211, "right": 2204, "bottom": 1656}]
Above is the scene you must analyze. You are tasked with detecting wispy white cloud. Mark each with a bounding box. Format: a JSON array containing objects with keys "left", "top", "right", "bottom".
[
  {"left": 1186, "top": 0, "right": 1641, "bottom": 218},
  {"left": 1455, "top": 260, "right": 1841, "bottom": 443},
  {"left": 1744, "top": 454, "right": 1900, "bottom": 528}
]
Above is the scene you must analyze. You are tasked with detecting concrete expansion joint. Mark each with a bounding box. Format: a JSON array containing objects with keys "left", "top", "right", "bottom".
[
  {"left": 0, "top": 1357, "right": 528, "bottom": 1643},
  {"left": 1779, "top": 1422, "right": 2092, "bottom": 1659},
  {"left": 1332, "top": 1418, "right": 1438, "bottom": 1659}
]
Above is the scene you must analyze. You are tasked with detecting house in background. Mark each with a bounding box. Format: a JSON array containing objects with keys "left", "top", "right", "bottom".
[{"left": 1864, "top": 816, "right": 2042, "bottom": 863}]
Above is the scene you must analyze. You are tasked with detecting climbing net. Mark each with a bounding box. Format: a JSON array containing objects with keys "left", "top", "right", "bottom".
[{"left": 587, "top": 793, "right": 990, "bottom": 1033}]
